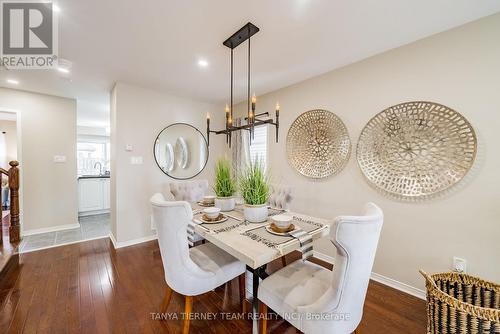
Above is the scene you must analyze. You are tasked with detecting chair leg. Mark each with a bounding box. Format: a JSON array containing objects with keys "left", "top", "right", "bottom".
[
  {"left": 259, "top": 302, "right": 267, "bottom": 334},
  {"left": 281, "top": 255, "right": 287, "bottom": 267},
  {"left": 160, "top": 285, "right": 173, "bottom": 313},
  {"left": 238, "top": 273, "right": 246, "bottom": 313},
  {"left": 183, "top": 295, "right": 193, "bottom": 334}
]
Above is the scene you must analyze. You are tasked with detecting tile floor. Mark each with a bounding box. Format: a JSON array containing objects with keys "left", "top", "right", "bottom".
[{"left": 19, "top": 213, "right": 110, "bottom": 253}]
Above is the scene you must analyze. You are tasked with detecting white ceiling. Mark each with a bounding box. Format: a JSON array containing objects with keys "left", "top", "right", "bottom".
[{"left": 1, "top": 0, "right": 499, "bottom": 127}]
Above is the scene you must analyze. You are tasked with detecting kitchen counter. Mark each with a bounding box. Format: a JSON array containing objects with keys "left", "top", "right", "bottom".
[{"left": 78, "top": 175, "right": 110, "bottom": 179}]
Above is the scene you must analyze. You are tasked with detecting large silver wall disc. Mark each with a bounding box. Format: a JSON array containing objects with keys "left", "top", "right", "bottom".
[{"left": 356, "top": 101, "right": 477, "bottom": 199}]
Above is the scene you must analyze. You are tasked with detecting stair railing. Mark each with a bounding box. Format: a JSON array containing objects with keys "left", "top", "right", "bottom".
[{"left": 0, "top": 161, "right": 20, "bottom": 243}]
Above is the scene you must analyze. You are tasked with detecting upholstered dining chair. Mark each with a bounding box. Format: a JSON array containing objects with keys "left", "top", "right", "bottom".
[
  {"left": 258, "top": 202, "right": 384, "bottom": 334},
  {"left": 269, "top": 184, "right": 293, "bottom": 267},
  {"left": 168, "top": 180, "right": 209, "bottom": 244},
  {"left": 151, "top": 193, "right": 246, "bottom": 334},
  {"left": 168, "top": 179, "right": 209, "bottom": 202}
]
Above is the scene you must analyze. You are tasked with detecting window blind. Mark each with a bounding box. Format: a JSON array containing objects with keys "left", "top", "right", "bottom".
[{"left": 249, "top": 125, "right": 268, "bottom": 169}]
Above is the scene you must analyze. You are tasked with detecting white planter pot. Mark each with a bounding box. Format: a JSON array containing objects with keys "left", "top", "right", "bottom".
[
  {"left": 214, "top": 197, "right": 235, "bottom": 212},
  {"left": 244, "top": 204, "right": 268, "bottom": 223}
]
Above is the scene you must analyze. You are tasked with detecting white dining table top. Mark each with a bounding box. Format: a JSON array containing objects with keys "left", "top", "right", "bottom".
[{"left": 191, "top": 203, "right": 331, "bottom": 269}]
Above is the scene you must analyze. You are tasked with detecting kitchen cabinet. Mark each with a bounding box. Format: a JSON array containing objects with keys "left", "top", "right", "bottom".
[{"left": 78, "top": 177, "right": 110, "bottom": 214}]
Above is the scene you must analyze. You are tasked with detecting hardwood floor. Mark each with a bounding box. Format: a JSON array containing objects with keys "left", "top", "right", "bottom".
[
  {"left": 0, "top": 213, "right": 19, "bottom": 281},
  {"left": 0, "top": 238, "right": 427, "bottom": 333}
]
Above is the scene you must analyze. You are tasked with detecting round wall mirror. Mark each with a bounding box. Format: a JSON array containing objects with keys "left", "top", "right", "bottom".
[{"left": 153, "top": 123, "right": 208, "bottom": 179}]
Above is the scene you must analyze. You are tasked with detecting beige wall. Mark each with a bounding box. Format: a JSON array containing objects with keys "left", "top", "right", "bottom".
[
  {"left": 0, "top": 88, "right": 78, "bottom": 233},
  {"left": 234, "top": 14, "right": 500, "bottom": 290},
  {"left": 110, "top": 83, "right": 225, "bottom": 243},
  {"left": 0, "top": 120, "right": 17, "bottom": 165}
]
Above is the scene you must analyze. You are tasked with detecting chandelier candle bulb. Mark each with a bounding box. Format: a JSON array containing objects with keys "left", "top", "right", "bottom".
[{"left": 225, "top": 104, "right": 230, "bottom": 128}]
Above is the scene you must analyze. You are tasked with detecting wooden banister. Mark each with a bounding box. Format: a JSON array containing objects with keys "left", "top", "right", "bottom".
[
  {"left": 8, "top": 161, "right": 20, "bottom": 242},
  {"left": 0, "top": 161, "right": 21, "bottom": 244}
]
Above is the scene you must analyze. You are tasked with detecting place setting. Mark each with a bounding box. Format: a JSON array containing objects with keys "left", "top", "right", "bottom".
[
  {"left": 197, "top": 207, "right": 228, "bottom": 224},
  {"left": 265, "top": 214, "right": 296, "bottom": 236},
  {"left": 197, "top": 195, "right": 215, "bottom": 207}
]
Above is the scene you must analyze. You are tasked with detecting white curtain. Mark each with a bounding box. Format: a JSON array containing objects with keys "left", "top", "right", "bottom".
[{"left": 231, "top": 118, "right": 250, "bottom": 176}]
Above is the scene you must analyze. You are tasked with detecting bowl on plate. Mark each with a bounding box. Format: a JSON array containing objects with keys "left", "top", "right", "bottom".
[
  {"left": 271, "top": 214, "right": 293, "bottom": 229},
  {"left": 203, "top": 195, "right": 215, "bottom": 205},
  {"left": 203, "top": 207, "right": 221, "bottom": 219}
]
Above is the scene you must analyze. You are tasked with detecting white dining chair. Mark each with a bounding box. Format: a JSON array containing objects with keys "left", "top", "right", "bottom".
[
  {"left": 168, "top": 180, "right": 209, "bottom": 244},
  {"left": 151, "top": 193, "right": 246, "bottom": 334},
  {"left": 269, "top": 184, "right": 293, "bottom": 211},
  {"left": 258, "top": 202, "right": 384, "bottom": 334},
  {"left": 268, "top": 184, "right": 294, "bottom": 267},
  {"left": 168, "top": 179, "right": 209, "bottom": 202}
]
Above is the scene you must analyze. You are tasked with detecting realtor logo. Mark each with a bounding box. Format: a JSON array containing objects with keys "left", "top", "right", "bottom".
[{"left": 0, "top": 0, "right": 58, "bottom": 69}]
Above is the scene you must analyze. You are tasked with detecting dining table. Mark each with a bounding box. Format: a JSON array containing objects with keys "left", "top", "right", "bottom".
[{"left": 190, "top": 202, "right": 331, "bottom": 334}]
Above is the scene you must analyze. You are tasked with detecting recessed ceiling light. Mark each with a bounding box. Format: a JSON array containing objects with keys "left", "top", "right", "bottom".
[
  {"left": 57, "top": 67, "right": 70, "bottom": 73},
  {"left": 6, "top": 79, "right": 19, "bottom": 85},
  {"left": 53, "top": 4, "right": 61, "bottom": 12},
  {"left": 198, "top": 59, "right": 209, "bottom": 68}
]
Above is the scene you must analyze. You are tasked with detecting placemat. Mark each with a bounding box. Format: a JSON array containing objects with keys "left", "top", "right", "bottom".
[
  {"left": 241, "top": 215, "right": 325, "bottom": 248},
  {"left": 193, "top": 213, "right": 249, "bottom": 234}
]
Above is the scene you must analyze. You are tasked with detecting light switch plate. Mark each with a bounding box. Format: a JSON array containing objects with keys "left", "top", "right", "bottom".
[
  {"left": 53, "top": 155, "right": 66, "bottom": 163},
  {"left": 130, "top": 156, "right": 143, "bottom": 165}
]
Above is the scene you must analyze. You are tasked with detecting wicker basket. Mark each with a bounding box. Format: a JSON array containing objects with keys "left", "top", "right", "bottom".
[{"left": 420, "top": 270, "right": 500, "bottom": 334}]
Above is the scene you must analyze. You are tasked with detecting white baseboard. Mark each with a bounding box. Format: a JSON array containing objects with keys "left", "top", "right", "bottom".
[
  {"left": 109, "top": 232, "right": 157, "bottom": 249},
  {"left": 78, "top": 209, "right": 110, "bottom": 217},
  {"left": 312, "top": 250, "right": 335, "bottom": 264},
  {"left": 370, "top": 272, "right": 426, "bottom": 300},
  {"left": 312, "top": 251, "right": 425, "bottom": 300},
  {"left": 23, "top": 223, "right": 81, "bottom": 236},
  {"left": 20, "top": 235, "right": 108, "bottom": 254}
]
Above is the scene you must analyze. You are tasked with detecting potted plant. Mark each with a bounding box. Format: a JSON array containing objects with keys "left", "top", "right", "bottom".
[
  {"left": 213, "top": 158, "right": 237, "bottom": 211},
  {"left": 239, "top": 159, "right": 270, "bottom": 223}
]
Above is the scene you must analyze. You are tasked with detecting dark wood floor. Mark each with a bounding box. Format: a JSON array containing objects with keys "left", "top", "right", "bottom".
[
  {"left": 0, "top": 238, "right": 426, "bottom": 333},
  {"left": 0, "top": 213, "right": 19, "bottom": 279}
]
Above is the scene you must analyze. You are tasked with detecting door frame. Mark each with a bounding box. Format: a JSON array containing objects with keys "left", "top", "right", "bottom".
[{"left": 0, "top": 108, "right": 23, "bottom": 235}]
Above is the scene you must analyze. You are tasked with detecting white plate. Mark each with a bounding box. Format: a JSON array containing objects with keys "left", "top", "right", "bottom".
[
  {"left": 265, "top": 225, "right": 295, "bottom": 237},
  {"left": 199, "top": 215, "right": 228, "bottom": 224}
]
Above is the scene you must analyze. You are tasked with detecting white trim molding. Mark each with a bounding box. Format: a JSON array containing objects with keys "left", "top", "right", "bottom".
[
  {"left": 23, "top": 223, "right": 81, "bottom": 236},
  {"left": 20, "top": 235, "right": 108, "bottom": 254},
  {"left": 109, "top": 232, "right": 157, "bottom": 249},
  {"left": 370, "top": 272, "right": 426, "bottom": 300},
  {"left": 312, "top": 250, "right": 426, "bottom": 300}
]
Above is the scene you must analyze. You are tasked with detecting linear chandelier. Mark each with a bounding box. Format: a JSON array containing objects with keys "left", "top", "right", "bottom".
[{"left": 206, "top": 22, "right": 280, "bottom": 147}]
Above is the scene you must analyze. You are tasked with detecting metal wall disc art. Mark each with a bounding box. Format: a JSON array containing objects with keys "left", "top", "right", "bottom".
[
  {"left": 286, "top": 109, "right": 351, "bottom": 179},
  {"left": 356, "top": 101, "right": 477, "bottom": 199}
]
